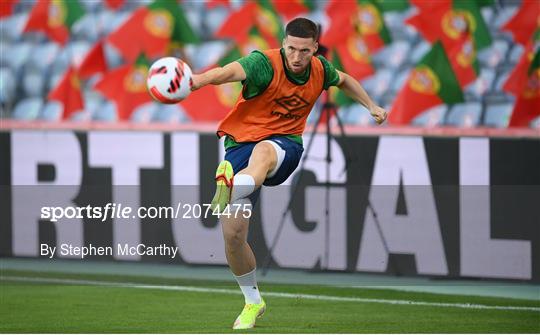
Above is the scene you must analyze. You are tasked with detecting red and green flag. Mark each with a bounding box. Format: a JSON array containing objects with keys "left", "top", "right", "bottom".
[
  {"left": 255, "top": 0, "right": 285, "bottom": 49},
  {"left": 94, "top": 55, "right": 152, "bottom": 121},
  {"left": 334, "top": 32, "right": 374, "bottom": 82},
  {"left": 375, "top": 0, "right": 409, "bottom": 12},
  {"left": 78, "top": 39, "right": 108, "bottom": 79},
  {"left": 181, "top": 49, "right": 243, "bottom": 121},
  {"left": 48, "top": 66, "right": 84, "bottom": 120},
  {"left": 447, "top": 31, "right": 480, "bottom": 87},
  {"left": 271, "top": 0, "right": 315, "bottom": 20},
  {"left": 104, "top": 0, "right": 125, "bottom": 10},
  {"left": 107, "top": 0, "right": 199, "bottom": 63},
  {"left": 205, "top": 0, "right": 230, "bottom": 9},
  {"left": 407, "top": 0, "right": 492, "bottom": 51},
  {"left": 23, "top": 0, "right": 84, "bottom": 45},
  {"left": 502, "top": 0, "right": 540, "bottom": 47},
  {"left": 504, "top": 42, "right": 537, "bottom": 96},
  {"left": 389, "top": 41, "right": 464, "bottom": 125},
  {"left": 238, "top": 26, "right": 273, "bottom": 55},
  {"left": 215, "top": 2, "right": 258, "bottom": 44},
  {"left": 504, "top": 44, "right": 540, "bottom": 127},
  {"left": 0, "top": 0, "right": 18, "bottom": 18},
  {"left": 215, "top": 1, "right": 284, "bottom": 49},
  {"left": 323, "top": 0, "right": 391, "bottom": 53},
  {"left": 329, "top": 50, "right": 355, "bottom": 107},
  {"left": 509, "top": 50, "right": 540, "bottom": 127}
]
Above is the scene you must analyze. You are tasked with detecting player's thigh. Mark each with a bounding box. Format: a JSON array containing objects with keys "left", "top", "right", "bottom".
[{"left": 248, "top": 141, "right": 278, "bottom": 171}]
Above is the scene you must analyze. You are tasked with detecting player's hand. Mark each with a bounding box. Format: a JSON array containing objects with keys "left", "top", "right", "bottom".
[{"left": 370, "top": 105, "right": 387, "bottom": 125}]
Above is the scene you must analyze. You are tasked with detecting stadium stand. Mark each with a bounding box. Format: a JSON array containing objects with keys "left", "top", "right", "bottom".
[{"left": 0, "top": 0, "right": 537, "bottom": 129}]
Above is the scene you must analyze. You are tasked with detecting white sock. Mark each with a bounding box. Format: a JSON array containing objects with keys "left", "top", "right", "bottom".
[
  {"left": 234, "top": 268, "right": 262, "bottom": 304},
  {"left": 231, "top": 174, "right": 256, "bottom": 203}
]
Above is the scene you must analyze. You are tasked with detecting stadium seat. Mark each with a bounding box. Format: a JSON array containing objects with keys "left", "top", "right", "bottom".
[
  {"left": 184, "top": 40, "right": 229, "bottom": 71},
  {"left": 153, "top": 104, "right": 191, "bottom": 123},
  {"left": 530, "top": 116, "right": 540, "bottom": 129},
  {"left": 84, "top": 91, "right": 105, "bottom": 115},
  {"left": 0, "top": 12, "right": 28, "bottom": 42},
  {"left": 203, "top": 6, "right": 230, "bottom": 36},
  {"left": 385, "top": 10, "right": 418, "bottom": 41},
  {"left": 54, "top": 41, "right": 92, "bottom": 71},
  {"left": 465, "top": 68, "right": 496, "bottom": 99},
  {"left": 4, "top": 41, "right": 33, "bottom": 73},
  {"left": 481, "top": 6, "right": 495, "bottom": 26},
  {"left": 483, "top": 102, "right": 514, "bottom": 128},
  {"left": 0, "top": 67, "right": 16, "bottom": 107},
  {"left": 412, "top": 105, "right": 448, "bottom": 127},
  {"left": 0, "top": 41, "right": 10, "bottom": 67},
  {"left": 79, "top": 0, "right": 103, "bottom": 13},
  {"left": 99, "top": 10, "right": 131, "bottom": 35},
  {"left": 445, "top": 102, "right": 483, "bottom": 127},
  {"left": 409, "top": 40, "right": 431, "bottom": 65},
  {"left": 103, "top": 42, "right": 124, "bottom": 69},
  {"left": 26, "top": 42, "right": 60, "bottom": 72},
  {"left": 71, "top": 13, "right": 100, "bottom": 43},
  {"left": 92, "top": 101, "right": 117, "bottom": 122},
  {"left": 131, "top": 102, "right": 159, "bottom": 123},
  {"left": 390, "top": 68, "right": 410, "bottom": 94},
  {"left": 22, "top": 70, "right": 46, "bottom": 97},
  {"left": 508, "top": 43, "right": 524, "bottom": 64},
  {"left": 373, "top": 40, "right": 411, "bottom": 69},
  {"left": 361, "top": 68, "right": 393, "bottom": 103},
  {"left": 492, "top": 6, "right": 518, "bottom": 31},
  {"left": 477, "top": 39, "right": 510, "bottom": 68},
  {"left": 12, "top": 97, "right": 43, "bottom": 120},
  {"left": 493, "top": 67, "right": 513, "bottom": 92},
  {"left": 341, "top": 104, "right": 375, "bottom": 126},
  {"left": 39, "top": 101, "right": 63, "bottom": 121}
]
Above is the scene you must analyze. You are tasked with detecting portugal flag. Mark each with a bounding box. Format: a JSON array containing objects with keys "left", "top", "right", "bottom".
[
  {"left": 389, "top": 41, "right": 464, "bottom": 125},
  {"left": 48, "top": 66, "right": 84, "bottom": 120},
  {"left": 271, "top": 0, "right": 315, "bottom": 20},
  {"left": 506, "top": 47, "right": 540, "bottom": 127},
  {"left": 323, "top": 0, "right": 391, "bottom": 53},
  {"left": 334, "top": 32, "right": 374, "bottom": 81},
  {"left": 215, "top": 0, "right": 284, "bottom": 48},
  {"left": 502, "top": 0, "right": 540, "bottom": 47},
  {"left": 94, "top": 56, "right": 152, "bottom": 121},
  {"left": 78, "top": 39, "right": 108, "bottom": 79},
  {"left": 447, "top": 31, "right": 480, "bottom": 87},
  {"left": 107, "top": 0, "right": 199, "bottom": 63},
  {"left": 180, "top": 49, "right": 243, "bottom": 121},
  {"left": 0, "top": 0, "right": 18, "bottom": 18},
  {"left": 23, "top": 0, "right": 84, "bottom": 45},
  {"left": 215, "top": 2, "right": 257, "bottom": 44},
  {"left": 407, "top": 0, "right": 492, "bottom": 51}
]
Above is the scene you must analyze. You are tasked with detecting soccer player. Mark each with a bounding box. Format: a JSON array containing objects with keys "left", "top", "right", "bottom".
[{"left": 190, "top": 17, "right": 386, "bottom": 329}]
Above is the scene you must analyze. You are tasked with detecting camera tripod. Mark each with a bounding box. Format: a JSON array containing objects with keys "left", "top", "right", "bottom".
[{"left": 261, "top": 92, "right": 399, "bottom": 276}]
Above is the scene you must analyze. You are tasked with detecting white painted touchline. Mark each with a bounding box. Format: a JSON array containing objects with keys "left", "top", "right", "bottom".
[{"left": 2, "top": 275, "right": 539, "bottom": 313}]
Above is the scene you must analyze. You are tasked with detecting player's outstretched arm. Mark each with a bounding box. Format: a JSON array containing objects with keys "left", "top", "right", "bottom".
[
  {"left": 190, "top": 61, "right": 246, "bottom": 91},
  {"left": 336, "top": 70, "right": 387, "bottom": 125}
]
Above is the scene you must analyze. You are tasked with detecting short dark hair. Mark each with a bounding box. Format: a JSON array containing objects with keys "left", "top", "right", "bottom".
[{"left": 285, "top": 17, "right": 319, "bottom": 40}]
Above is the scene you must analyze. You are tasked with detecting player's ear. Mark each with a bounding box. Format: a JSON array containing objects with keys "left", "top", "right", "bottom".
[{"left": 314, "top": 41, "right": 319, "bottom": 53}]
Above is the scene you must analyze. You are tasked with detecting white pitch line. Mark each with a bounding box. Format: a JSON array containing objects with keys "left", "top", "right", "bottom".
[{"left": 2, "top": 275, "right": 539, "bottom": 313}]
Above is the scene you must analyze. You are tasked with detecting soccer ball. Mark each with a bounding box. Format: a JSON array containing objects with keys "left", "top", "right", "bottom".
[{"left": 147, "top": 57, "right": 192, "bottom": 104}]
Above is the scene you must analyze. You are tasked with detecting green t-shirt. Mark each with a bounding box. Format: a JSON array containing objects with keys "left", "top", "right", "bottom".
[{"left": 224, "top": 49, "right": 340, "bottom": 149}]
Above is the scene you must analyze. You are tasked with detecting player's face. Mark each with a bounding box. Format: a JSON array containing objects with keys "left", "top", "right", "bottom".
[{"left": 283, "top": 36, "right": 318, "bottom": 74}]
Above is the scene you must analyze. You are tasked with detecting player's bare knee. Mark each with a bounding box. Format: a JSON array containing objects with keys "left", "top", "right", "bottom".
[
  {"left": 252, "top": 142, "right": 276, "bottom": 169},
  {"left": 223, "top": 225, "right": 246, "bottom": 250}
]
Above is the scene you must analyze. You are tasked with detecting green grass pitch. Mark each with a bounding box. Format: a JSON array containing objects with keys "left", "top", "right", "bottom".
[{"left": 1, "top": 269, "right": 539, "bottom": 333}]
